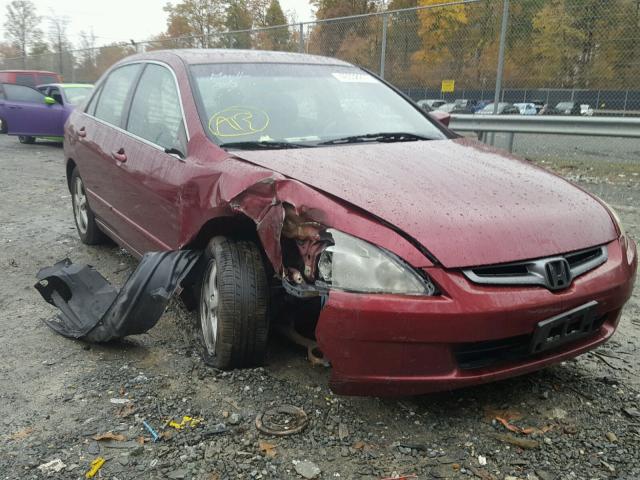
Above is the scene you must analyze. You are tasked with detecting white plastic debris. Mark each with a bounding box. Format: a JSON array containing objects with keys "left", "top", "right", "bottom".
[
  {"left": 109, "top": 398, "right": 131, "bottom": 404},
  {"left": 478, "top": 455, "right": 487, "bottom": 466},
  {"left": 38, "top": 459, "right": 66, "bottom": 474}
]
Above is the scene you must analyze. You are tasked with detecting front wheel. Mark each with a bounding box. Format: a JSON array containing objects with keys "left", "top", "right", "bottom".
[
  {"left": 18, "top": 135, "right": 35, "bottom": 144},
  {"left": 198, "top": 236, "right": 269, "bottom": 369}
]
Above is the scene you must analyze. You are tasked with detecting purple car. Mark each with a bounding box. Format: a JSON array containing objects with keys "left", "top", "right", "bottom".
[{"left": 0, "top": 83, "right": 93, "bottom": 144}]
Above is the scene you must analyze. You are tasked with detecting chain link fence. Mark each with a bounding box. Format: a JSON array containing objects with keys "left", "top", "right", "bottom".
[{"left": 2, "top": 0, "right": 639, "bottom": 114}]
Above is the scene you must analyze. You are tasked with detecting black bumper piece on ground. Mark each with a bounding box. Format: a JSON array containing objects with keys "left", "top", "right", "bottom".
[{"left": 34, "top": 251, "right": 201, "bottom": 342}]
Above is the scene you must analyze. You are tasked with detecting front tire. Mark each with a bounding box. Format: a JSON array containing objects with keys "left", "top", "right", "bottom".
[
  {"left": 18, "top": 135, "right": 35, "bottom": 144},
  {"left": 70, "top": 167, "right": 105, "bottom": 245},
  {"left": 198, "top": 236, "right": 269, "bottom": 369}
]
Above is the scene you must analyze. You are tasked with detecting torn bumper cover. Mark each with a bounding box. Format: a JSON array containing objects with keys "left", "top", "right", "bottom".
[{"left": 35, "top": 251, "right": 200, "bottom": 342}]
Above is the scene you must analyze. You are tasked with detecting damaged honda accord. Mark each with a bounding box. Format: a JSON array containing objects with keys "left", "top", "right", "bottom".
[{"left": 50, "top": 49, "right": 636, "bottom": 396}]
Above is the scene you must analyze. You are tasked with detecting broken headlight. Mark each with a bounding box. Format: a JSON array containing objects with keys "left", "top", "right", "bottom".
[{"left": 317, "top": 229, "right": 436, "bottom": 295}]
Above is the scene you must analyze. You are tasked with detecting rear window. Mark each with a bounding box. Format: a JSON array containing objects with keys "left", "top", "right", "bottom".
[
  {"left": 94, "top": 64, "right": 142, "bottom": 127},
  {"left": 15, "top": 74, "right": 35, "bottom": 87},
  {"left": 3, "top": 84, "right": 44, "bottom": 102}
]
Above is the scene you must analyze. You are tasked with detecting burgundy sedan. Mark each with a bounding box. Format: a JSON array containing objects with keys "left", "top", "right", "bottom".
[{"left": 63, "top": 50, "right": 637, "bottom": 396}]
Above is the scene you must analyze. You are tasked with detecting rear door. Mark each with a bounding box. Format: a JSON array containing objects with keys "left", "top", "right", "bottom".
[
  {"left": 0, "top": 84, "right": 64, "bottom": 136},
  {"left": 75, "top": 63, "right": 143, "bottom": 248},
  {"left": 111, "top": 62, "right": 188, "bottom": 251}
]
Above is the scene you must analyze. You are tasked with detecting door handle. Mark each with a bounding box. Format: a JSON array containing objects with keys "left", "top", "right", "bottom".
[
  {"left": 78, "top": 126, "right": 86, "bottom": 138},
  {"left": 112, "top": 148, "right": 127, "bottom": 162}
]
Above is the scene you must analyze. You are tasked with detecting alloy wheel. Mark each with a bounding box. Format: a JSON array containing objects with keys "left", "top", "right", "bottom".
[
  {"left": 200, "top": 259, "right": 219, "bottom": 355},
  {"left": 73, "top": 177, "right": 89, "bottom": 235}
]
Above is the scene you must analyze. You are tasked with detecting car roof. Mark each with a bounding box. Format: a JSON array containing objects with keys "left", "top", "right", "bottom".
[
  {"left": 0, "top": 69, "right": 59, "bottom": 74},
  {"left": 120, "top": 49, "right": 352, "bottom": 67},
  {"left": 37, "top": 83, "right": 93, "bottom": 88}
]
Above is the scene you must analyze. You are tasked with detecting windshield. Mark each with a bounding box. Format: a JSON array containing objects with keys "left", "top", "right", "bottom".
[
  {"left": 556, "top": 102, "right": 573, "bottom": 110},
  {"left": 190, "top": 63, "right": 447, "bottom": 147},
  {"left": 63, "top": 86, "right": 93, "bottom": 105}
]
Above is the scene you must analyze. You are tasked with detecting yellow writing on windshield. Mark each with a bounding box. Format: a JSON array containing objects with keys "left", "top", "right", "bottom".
[{"left": 209, "top": 106, "right": 269, "bottom": 137}]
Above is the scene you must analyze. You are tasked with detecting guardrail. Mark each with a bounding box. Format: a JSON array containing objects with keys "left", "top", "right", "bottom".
[{"left": 448, "top": 114, "right": 640, "bottom": 152}]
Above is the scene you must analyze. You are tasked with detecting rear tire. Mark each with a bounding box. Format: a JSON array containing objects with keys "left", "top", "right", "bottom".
[
  {"left": 18, "top": 135, "right": 35, "bottom": 144},
  {"left": 0, "top": 118, "right": 7, "bottom": 134},
  {"left": 70, "top": 167, "right": 105, "bottom": 245},
  {"left": 198, "top": 236, "right": 269, "bottom": 369}
]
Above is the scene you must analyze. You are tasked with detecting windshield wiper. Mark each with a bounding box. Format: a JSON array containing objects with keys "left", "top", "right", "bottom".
[
  {"left": 319, "top": 132, "right": 432, "bottom": 145},
  {"left": 219, "top": 140, "right": 314, "bottom": 150}
]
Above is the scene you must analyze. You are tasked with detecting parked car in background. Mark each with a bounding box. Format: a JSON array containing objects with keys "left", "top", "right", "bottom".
[
  {"left": 476, "top": 102, "right": 520, "bottom": 115},
  {"left": 0, "top": 82, "right": 93, "bottom": 143},
  {"left": 580, "top": 104, "right": 594, "bottom": 116},
  {"left": 514, "top": 102, "right": 538, "bottom": 115},
  {"left": 0, "top": 70, "right": 62, "bottom": 87},
  {"left": 417, "top": 99, "right": 446, "bottom": 109},
  {"left": 61, "top": 49, "right": 636, "bottom": 396},
  {"left": 555, "top": 101, "right": 581, "bottom": 115},
  {"left": 539, "top": 104, "right": 560, "bottom": 115},
  {"left": 415, "top": 100, "right": 432, "bottom": 112},
  {"left": 529, "top": 100, "right": 545, "bottom": 113},
  {"left": 454, "top": 99, "right": 479, "bottom": 111},
  {"left": 438, "top": 102, "right": 474, "bottom": 114}
]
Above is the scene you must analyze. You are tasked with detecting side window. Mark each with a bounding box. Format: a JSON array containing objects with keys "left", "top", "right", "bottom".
[
  {"left": 4, "top": 84, "right": 45, "bottom": 103},
  {"left": 127, "top": 64, "right": 186, "bottom": 153},
  {"left": 85, "top": 85, "right": 102, "bottom": 115},
  {"left": 94, "top": 64, "right": 142, "bottom": 128},
  {"left": 0, "top": 85, "right": 6, "bottom": 100}
]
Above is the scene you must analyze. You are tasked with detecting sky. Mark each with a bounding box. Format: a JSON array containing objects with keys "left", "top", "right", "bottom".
[{"left": 0, "top": 0, "right": 316, "bottom": 50}]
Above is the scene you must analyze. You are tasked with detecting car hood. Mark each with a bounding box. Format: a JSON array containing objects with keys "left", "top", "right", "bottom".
[{"left": 233, "top": 138, "right": 617, "bottom": 268}]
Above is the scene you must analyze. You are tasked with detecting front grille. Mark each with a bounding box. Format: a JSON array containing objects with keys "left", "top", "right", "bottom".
[
  {"left": 454, "top": 314, "right": 607, "bottom": 370},
  {"left": 462, "top": 246, "right": 607, "bottom": 291}
]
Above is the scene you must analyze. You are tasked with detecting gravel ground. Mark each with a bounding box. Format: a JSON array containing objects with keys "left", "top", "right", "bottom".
[{"left": 0, "top": 133, "right": 638, "bottom": 480}]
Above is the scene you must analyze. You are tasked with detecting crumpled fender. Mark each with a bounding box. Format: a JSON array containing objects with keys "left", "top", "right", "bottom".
[{"left": 188, "top": 155, "right": 433, "bottom": 276}]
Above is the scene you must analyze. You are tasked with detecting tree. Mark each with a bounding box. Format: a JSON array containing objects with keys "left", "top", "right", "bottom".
[
  {"left": 530, "top": 0, "right": 584, "bottom": 87},
  {"left": 410, "top": 0, "right": 469, "bottom": 85},
  {"left": 3, "top": 0, "right": 43, "bottom": 66},
  {"left": 224, "top": 0, "right": 253, "bottom": 48},
  {"left": 384, "top": 0, "right": 421, "bottom": 85},
  {"left": 308, "top": 1, "right": 381, "bottom": 57},
  {"left": 76, "top": 29, "right": 98, "bottom": 82},
  {"left": 163, "top": 0, "right": 226, "bottom": 48},
  {"left": 259, "top": 0, "right": 291, "bottom": 51},
  {"left": 48, "top": 15, "right": 72, "bottom": 75}
]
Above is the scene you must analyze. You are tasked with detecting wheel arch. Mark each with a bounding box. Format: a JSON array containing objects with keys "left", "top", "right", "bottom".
[
  {"left": 65, "top": 158, "right": 77, "bottom": 192},
  {"left": 185, "top": 214, "right": 263, "bottom": 251}
]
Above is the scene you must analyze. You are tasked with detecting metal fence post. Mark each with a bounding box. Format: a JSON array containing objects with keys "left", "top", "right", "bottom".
[
  {"left": 623, "top": 89, "right": 629, "bottom": 116},
  {"left": 380, "top": 14, "right": 388, "bottom": 79},
  {"left": 299, "top": 23, "right": 304, "bottom": 53},
  {"left": 491, "top": 0, "right": 510, "bottom": 145}
]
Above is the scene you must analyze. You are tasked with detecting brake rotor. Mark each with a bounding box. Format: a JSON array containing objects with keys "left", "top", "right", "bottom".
[{"left": 255, "top": 405, "right": 308, "bottom": 436}]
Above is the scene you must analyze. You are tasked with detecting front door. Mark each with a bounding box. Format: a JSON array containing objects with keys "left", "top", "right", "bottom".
[
  {"left": 107, "top": 63, "right": 188, "bottom": 252},
  {"left": 0, "top": 84, "right": 63, "bottom": 136}
]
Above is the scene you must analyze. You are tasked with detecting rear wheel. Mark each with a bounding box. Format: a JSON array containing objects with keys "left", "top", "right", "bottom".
[
  {"left": 198, "top": 236, "right": 269, "bottom": 369},
  {"left": 0, "top": 118, "right": 7, "bottom": 134},
  {"left": 70, "top": 167, "right": 105, "bottom": 245},
  {"left": 18, "top": 135, "right": 35, "bottom": 144}
]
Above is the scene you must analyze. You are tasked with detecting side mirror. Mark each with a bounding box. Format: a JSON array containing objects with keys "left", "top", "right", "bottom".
[
  {"left": 44, "top": 96, "right": 56, "bottom": 105},
  {"left": 428, "top": 111, "right": 451, "bottom": 127}
]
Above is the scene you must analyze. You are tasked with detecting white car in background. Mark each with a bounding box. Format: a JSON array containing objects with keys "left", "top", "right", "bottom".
[
  {"left": 581, "top": 104, "right": 594, "bottom": 116},
  {"left": 514, "top": 102, "right": 537, "bottom": 115}
]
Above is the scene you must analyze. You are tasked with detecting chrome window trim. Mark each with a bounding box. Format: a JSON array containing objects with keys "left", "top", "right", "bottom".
[
  {"left": 462, "top": 246, "right": 608, "bottom": 291},
  {"left": 82, "top": 59, "right": 190, "bottom": 153}
]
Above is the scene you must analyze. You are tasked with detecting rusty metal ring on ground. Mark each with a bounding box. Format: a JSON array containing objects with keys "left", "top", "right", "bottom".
[{"left": 255, "top": 405, "right": 308, "bottom": 436}]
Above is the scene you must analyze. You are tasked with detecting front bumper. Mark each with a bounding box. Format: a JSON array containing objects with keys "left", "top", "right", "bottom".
[{"left": 316, "top": 237, "right": 637, "bottom": 396}]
